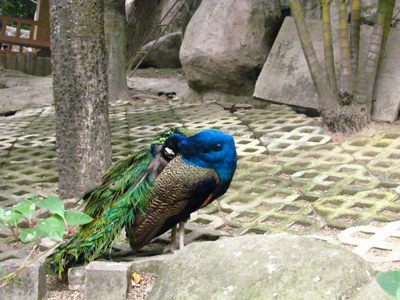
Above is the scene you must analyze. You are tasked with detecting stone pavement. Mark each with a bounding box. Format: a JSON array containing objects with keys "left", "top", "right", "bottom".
[{"left": 1, "top": 99, "right": 400, "bottom": 266}]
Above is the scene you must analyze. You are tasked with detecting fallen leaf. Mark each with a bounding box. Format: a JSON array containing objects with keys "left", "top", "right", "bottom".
[{"left": 132, "top": 272, "right": 141, "bottom": 284}]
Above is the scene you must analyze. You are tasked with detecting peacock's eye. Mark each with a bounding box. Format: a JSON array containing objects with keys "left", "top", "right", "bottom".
[{"left": 203, "top": 143, "right": 222, "bottom": 153}]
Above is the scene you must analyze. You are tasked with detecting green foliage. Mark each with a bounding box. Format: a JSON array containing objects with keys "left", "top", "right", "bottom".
[
  {"left": 0, "top": 195, "right": 94, "bottom": 287},
  {"left": 0, "top": 195, "right": 93, "bottom": 241},
  {"left": 377, "top": 271, "right": 400, "bottom": 298},
  {"left": 0, "top": 0, "right": 36, "bottom": 20}
]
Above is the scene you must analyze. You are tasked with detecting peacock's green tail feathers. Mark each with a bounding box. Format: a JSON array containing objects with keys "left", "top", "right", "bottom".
[
  {"left": 47, "top": 127, "right": 203, "bottom": 276},
  {"left": 47, "top": 153, "right": 158, "bottom": 277}
]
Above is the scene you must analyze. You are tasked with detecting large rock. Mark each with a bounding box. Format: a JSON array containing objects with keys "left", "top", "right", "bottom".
[
  {"left": 147, "top": 234, "right": 373, "bottom": 300},
  {"left": 253, "top": 17, "right": 400, "bottom": 122},
  {"left": 126, "top": 0, "right": 200, "bottom": 65},
  {"left": 131, "top": 32, "right": 182, "bottom": 69},
  {"left": 180, "top": 0, "right": 282, "bottom": 96}
]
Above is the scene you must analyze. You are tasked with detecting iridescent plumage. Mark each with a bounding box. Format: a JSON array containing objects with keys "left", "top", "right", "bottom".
[{"left": 47, "top": 127, "right": 237, "bottom": 276}]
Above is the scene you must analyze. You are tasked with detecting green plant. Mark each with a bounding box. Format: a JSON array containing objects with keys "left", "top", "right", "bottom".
[
  {"left": 377, "top": 271, "right": 400, "bottom": 299},
  {"left": 0, "top": 195, "right": 93, "bottom": 287},
  {"left": 0, "top": 81, "right": 8, "bottom": 89}
]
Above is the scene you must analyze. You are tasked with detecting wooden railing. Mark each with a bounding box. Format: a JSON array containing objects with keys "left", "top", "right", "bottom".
[{"left": 0, "top": 15, "right": 50, "bottom": 54}]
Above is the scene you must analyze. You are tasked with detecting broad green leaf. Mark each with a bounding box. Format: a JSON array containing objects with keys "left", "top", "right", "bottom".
[
  {"left": 37, "top": 196, "right": 65, "bottom": 218},
  {"left": 64, "top": 211, "right": 93, "bottom": 225},
  {"left": 20, "top": 228, "right": 45, "bottom": 243},
  {"left": 0, "top": 208, "right": 23, "bottom": 224},
  {"left": 29, "top": 195, "right": 39, "bottom": 202},
  {"left": 38, "top": 215, "right": 65, "bottom": 241},
  {"left": 397, "top": 286, "right": 400, "bottom": 299},
  {"left": 13, "top": 201, "right": 36, "bottom": 219},
  {"left": 376, "top": 271, "right": 400, "bottom": 297}
]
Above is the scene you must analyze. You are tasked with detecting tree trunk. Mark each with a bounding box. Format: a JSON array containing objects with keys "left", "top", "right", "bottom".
[
  {"left": 289, "top": 0, "right": 368, "bottom": 132},
  {"left": 50, "top": 0, "right": 112, "bottom": 199},
  {"left": 105, "top": 0, "right": 131, "bottom": 102},
  {"left": 355, "top": 0, "right": 388, "bottom": 109},
  {"left": 350, "top": 0, "right": 361, "bottom": 81},
  {"left": 338, "top": 0, "right": 353, "bottom": 102},
  {"left": 322, "top": 1, "right": 337, "bottom": 96}
]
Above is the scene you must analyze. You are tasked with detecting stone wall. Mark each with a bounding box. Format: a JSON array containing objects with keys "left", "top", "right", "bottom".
[{"left": 0, "top": 53, "right": 52, "bottom": 76}]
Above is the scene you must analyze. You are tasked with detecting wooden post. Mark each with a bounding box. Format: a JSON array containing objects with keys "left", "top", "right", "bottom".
[{"left": 35, "top": 0, "right": 50, "bottom": 41}]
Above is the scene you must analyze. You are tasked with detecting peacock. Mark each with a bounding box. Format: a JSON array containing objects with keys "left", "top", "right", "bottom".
[{"left": 46, "top": 127, "right": 237, "bottom": 276}]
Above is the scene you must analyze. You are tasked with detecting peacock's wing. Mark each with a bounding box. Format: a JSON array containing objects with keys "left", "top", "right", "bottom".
[
  {"left": 127, "top": 155, "right": 221, "bottom": 249},
  {"left": 46, "top": 127, "right": 202, "bottom": 276}
]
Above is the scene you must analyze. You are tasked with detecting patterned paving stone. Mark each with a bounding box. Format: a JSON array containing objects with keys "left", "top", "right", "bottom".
[
  {"left": 234, "top": 105, "right": 295, "bottom": 126},
  {"left": 0, "top": 122, "right": 31, "bottom": 136},
  {"left": 233, "top": 138, "right": 269, "bottom": 157},
  {"left": 249, "top": 114, "right": 315, "bottom": 139},
  {"left": 313, "top": 190, "right": 400, "bottom": 229},
  {"left": 275, "top": 145, "right": 355, "bottom": 174},
  {"left": 0, "top": 136, "right": 17, "bottom": 151},
  {"left": 129, "top": 124, "right": 183, "bottom": 140},
  {"left": 126, "top": 109, "right": 178, "bottom": 127},
  {"left": 291, "top": 164, "right": 381, "bottom": 201},
  {"left": 6, "top": 147, "right": 57, "bottom": 164},
  {"left": 337, "top": 221, "right": 400, "bottom": 262},
  {"left": 0, "top": 162, "right": 58, "bottom": 186},
  {"left": 223, "top": 202, "right": 323, "bottom": 236},
  {"left": 185, "top": 117, "right": 242, "bottom": 131},
  {"left": 220, "top": 175, "right": 300, "bottom": 212},
  {"left": 220, "top": 125, "right": 254, "bottom": 139},
  {"left": 261, "top": 126, "right": 332, "bottom": 154}
]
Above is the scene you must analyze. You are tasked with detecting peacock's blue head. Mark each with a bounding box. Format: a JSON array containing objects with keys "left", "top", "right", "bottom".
[{"left": 166, "top": 130, "right": 237, "bottom": 182}]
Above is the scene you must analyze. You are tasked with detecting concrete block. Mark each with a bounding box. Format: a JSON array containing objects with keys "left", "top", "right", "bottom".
[
  {"left": 84, "top": 261, "right": 132, "bottom": 300},
  {"left": 0, "top": 259, "right": 46, "bottom": 300},
  {"left": 16, "top": 54, "right": 26, "bottom": 73},
  {"left": 0, "top": 54, "right": 5, "bottom": 68},
  {"left": 44, "top": 57, "right": 52, "bottom": 76},
  {"left": 68, "top": 266, "right": 86, "bottom": 291},
  {"left": 25, "top": 52, "right": 36, "bottom": 75},
  {"left": 35, "top": 57, "right": 47, "bottom": 76},
  {"left": 6, "top": 54, "right": 17, "bottom": 70}
]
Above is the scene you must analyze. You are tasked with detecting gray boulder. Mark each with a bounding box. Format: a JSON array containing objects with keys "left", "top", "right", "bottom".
[
  {"left": 147, "top": 234, "right": 374, "bottom": 300},
  {"left": 132, "top": 32, "right": 182, "bottom": 69},
  {"left": 180, "top": 0, "right": 282, "bottom": 96}
]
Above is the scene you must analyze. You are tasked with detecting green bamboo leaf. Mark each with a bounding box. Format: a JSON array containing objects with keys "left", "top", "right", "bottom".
[
  {"left": 20, "top": 228, "right": 45, "bottom": 243},
  {"left": 13, "top": 201, "right": 36, "bottom": 219},
  {"left": 0, "top": 208, "right": 23, "bottom": 224},
  {"left": 38, "top": 215, "right": 65, "bottom": 241},
  {"left": 64, "top": 211, "right": 93, "bottom": 225},
  {"left": 37, "top": 196, "right": 65, "bottom": 218},
  {"left": 376, "top": 271, "right": 400, "bottom": 297}
]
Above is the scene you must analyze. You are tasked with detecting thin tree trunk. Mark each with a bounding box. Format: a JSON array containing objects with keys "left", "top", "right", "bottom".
[
  {"left": 338, "top": 0, "right": 353, "bottom": 101},
  {"left": 350, "top": 0, "right": 361, "bottom": 82},
  {"left": 50, "top": 0, "right": 112, "bottom": 199},
  {"left": 289, "top": 0, "right": 338, "bottom": 112},
  {"left": 105, "top": 0, "right": 131, "bottom": 102},
  {"left": 355, "top": 0, "right": 387, "bottom": 109},
  {"left": 322, "top": 1, "right": 338, "bottom": 96}
]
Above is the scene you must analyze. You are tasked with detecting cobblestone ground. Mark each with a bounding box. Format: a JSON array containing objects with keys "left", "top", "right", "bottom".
[{"left": 1, "top": 98, "right": 400, "bottom": 267}]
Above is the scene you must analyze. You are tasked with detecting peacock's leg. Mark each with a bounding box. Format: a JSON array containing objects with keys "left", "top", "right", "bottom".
[
  {"left": 178, "top": 221, "right": 186, "bottom": 250},
  {"left": 170, "top": 224, "right": 178, "bottom": 251}
]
